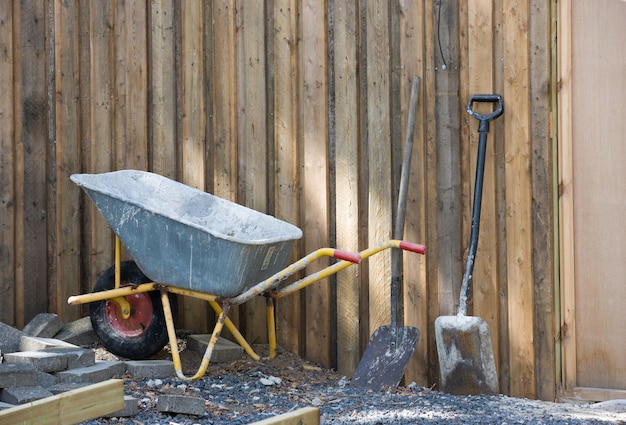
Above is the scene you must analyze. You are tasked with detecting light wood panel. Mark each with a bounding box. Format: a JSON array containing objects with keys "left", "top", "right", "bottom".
[
  {"left": 567, "top": 0, "right": 626, "bottom": 395},
  {"left": 301, "top": 0, "right": 330, "bottom": 367},
  {"left": 334, "top": 0, "right": 361, "bottom": 376}
]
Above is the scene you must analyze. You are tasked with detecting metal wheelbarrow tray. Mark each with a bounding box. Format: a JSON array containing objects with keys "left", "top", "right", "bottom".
[
  {"left": 71, "top": 170, "right": 302, "bottom": 298},
  {"left": 68, "top": 170, "right": 426, "bottom": 381}
]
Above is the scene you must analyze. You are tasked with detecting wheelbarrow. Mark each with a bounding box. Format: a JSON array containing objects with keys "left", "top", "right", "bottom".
[{"left": 67, "top": 170, "right": 426, "bottom": 380}]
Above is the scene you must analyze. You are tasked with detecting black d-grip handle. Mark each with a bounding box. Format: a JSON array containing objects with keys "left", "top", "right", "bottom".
[{"left": 467, "top": 94, "right": 504, "bottom": 132}]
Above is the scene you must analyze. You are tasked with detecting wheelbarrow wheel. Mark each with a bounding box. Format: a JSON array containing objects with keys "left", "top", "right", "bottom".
[{"left": 90, "top": 260, "right": 178, "bottom": 360}]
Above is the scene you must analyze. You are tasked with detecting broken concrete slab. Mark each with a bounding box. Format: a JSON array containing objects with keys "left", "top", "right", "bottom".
[
  {"left": 4, "top": 351, "right": 68, "bottom": 373},
  {"left": 36, "top": 371, "right": 59, "bottom": 388},
  {"left": 125, "top": 360, "right": 174, "bottom": 379},
  {"left": 104, "top": 395, "right": 139, "bottom": 418},
  {"left": 0, "top": 322, "right": 24, "bottom": 354},
  {"left": 0, "top": 363, "right": 37, "bottom": 388},
  {"left": 43, "top": 347, "right": 96, "bottom": 369},
  {"left": 19, "top": 335, "right": 79, "bottom": 352},
  {"left": 157, "top": 393, "right": 206, "bottom": 416},
  {"left": 22, "top": 313, "right": 64, "bottom": 338},
  {"left": 187, "top": 335, "right": 244, "bottom": 363},
  {"left": 56, "top": 361, "right": 127, "bottom": 384},
  {"left": 53, "top": 317, "right": 97, "bottom": 346},
  {"left": 0, "top": 386, "right": 54, "bottom": 405}
]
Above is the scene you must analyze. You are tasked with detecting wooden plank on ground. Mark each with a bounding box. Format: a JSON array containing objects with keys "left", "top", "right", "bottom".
[
  {"left": 181, "top": 0, "right": 208, "bottom": 333},
  {"left": 366, "top": 0, "right": 393, "bottom": 333},
  {"left": 301, "top": 0, "right": 330, "bottom": 368},
  {"left": 54, "top": 0, "right": 82, "bottom": 323},
  {"left": 397, "top": 1, "right": 426, "bottom": 385},
  {"left": 0, "top": 379, "right": 124, "bottom": 425},
  {"left": 273, "top": 0, "right": 301, "bottom": 356},
  {"left": 334, "top": 0, "right": 360, "bottom": 376},
  {"left": 237, "top": 0, "right": 268, "bottom": 343},
  {"left": 503, "top": 0, "right": 535, "bottom": 399},
  {"left": 249, "top": 407, "right": 320, "bottom": 425},
  {"left": 0, "top": 1, "right": 15, "bottom": 325}
]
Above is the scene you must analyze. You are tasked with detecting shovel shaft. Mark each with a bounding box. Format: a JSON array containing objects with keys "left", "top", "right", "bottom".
[{"left": 458, "top": 95, "right": 503, "bottom": 316}]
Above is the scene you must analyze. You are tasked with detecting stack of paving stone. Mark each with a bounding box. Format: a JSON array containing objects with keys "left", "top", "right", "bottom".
[{"left": 0, "top": 313, "right": 174, "bottom": 417}]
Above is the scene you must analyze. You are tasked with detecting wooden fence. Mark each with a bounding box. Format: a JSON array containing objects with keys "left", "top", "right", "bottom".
[{"left": 0, "top": 1, "right": 555, "bottom": 400}]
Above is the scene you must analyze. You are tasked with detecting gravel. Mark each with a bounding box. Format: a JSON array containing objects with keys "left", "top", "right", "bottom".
[{"left": 79, "top": 346, "right": 626, "bottom": 425}]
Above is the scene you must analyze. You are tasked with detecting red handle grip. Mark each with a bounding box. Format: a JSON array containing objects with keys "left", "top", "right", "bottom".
[
  {"left": 333, "top": 249, "right": 361, "bottom": 264},
  {"left": 399, "top": 241, "right": 426, "bottom": 255}
]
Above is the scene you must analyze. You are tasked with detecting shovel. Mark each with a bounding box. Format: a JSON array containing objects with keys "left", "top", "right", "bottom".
[
  {"left": 351, "top": 76, "right": 422, "bottom": 389},
  {"left": 434, "top": 94, "right": 503, "bottom": 395}
]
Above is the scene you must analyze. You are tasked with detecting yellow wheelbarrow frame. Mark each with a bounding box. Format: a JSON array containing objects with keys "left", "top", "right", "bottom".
[{"left": 68, "top": 236, "right": 425, "bottom": 380}]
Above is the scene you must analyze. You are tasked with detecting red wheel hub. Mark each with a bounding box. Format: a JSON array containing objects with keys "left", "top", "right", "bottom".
[{"left": 105, "top": 292, "right": 154, "bottom": 337}]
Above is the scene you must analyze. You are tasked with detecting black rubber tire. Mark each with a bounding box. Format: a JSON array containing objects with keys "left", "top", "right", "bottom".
[{"left": 89, "top": 260, "right": 177, "bottom": 360}]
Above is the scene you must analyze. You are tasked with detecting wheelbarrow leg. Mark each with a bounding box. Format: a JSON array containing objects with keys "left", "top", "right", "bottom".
[
  {"left": 162, "top": 291, "right": 230, "bottom": 380},
  {"left": 266, "top": 297, "right": 277, "bottom": 359},
  {"left": 208, "top": 300, "right": 261, "bottom": 361}
]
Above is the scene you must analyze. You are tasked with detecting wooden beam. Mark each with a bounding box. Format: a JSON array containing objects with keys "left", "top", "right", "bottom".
[
  {"left": 0, "top": 379, "right": 124, "bottom": 425},
  {"left": 249, "top": 407, "right": 320, "bottom": 425}
]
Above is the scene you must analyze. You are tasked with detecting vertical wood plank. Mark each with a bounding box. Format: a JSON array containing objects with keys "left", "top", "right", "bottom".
[
  {"left": 467, "top": 0, "right": 500, "bottom": 375},
  {"left": 503, "top": 0, "right": 535, "bottom": 399},
  {"left": 423, "top": 0, "right": 441, "bottom": 385},
  {"left": 273, "top": 0, "right": 301, "bottom": 355},
  {"left": 209, "top": 0, "right": 239, "bottom": 338},
  {"left": 557, "top": 0, "right": 575, "bottom": 396},
  {"left": 54, "top": 0, "right": 82, "bottom": 322},
  {"left": 87, "top": 1, "right": 114, "bottom": 297},
  {"left": 529, "top": 0, "right": 555, "bottom": 401},
  {"left": 212, "top": 0, "right": 237, "bottom": 201},
  {"left": 15, "top": 0, "right": 49, "bottom": 326},
  {"left": 150, "top": 0, "right": 177, "bottom": 179},
  {"left": 237, "top": 0, "right": 268, "bottom": 342},
  {"left": 12, "top": 0, "right": 26, "bottom": 328},
  {"left": 301, "top": 0, "right": 330, "bottom": 367},
  {"left": 434, "top": 0, "right": 462, "bottom": 320},
  {"left": 181, "top": 0, "right": 208, "bottom": 332},
  {"left": 125, "top": 0, "right": 148, "bottom": 170},
  {"left": 397, "top": 1, "right": 427, "bottom": 385},
  {"left": 366, "top": 0, "right": 392, "bottom": 332},
  {"left": 334, "top": 0, "right": 361, "bottom": 376},
  {"left": 0, "top": 1, "right": 15, "bottom": 325}
]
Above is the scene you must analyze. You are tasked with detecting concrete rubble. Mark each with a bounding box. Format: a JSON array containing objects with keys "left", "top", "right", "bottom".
[{"left": 0, "top": 313, "right": 242, "bottom": 419}]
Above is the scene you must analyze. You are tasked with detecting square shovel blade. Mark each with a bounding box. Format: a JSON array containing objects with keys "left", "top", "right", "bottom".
[
  {"left": 434, "top": 315, "right": 498, "bottom": 395},
  {"left": 351, "top": 325, "right": 420, "bottom": 390}
]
